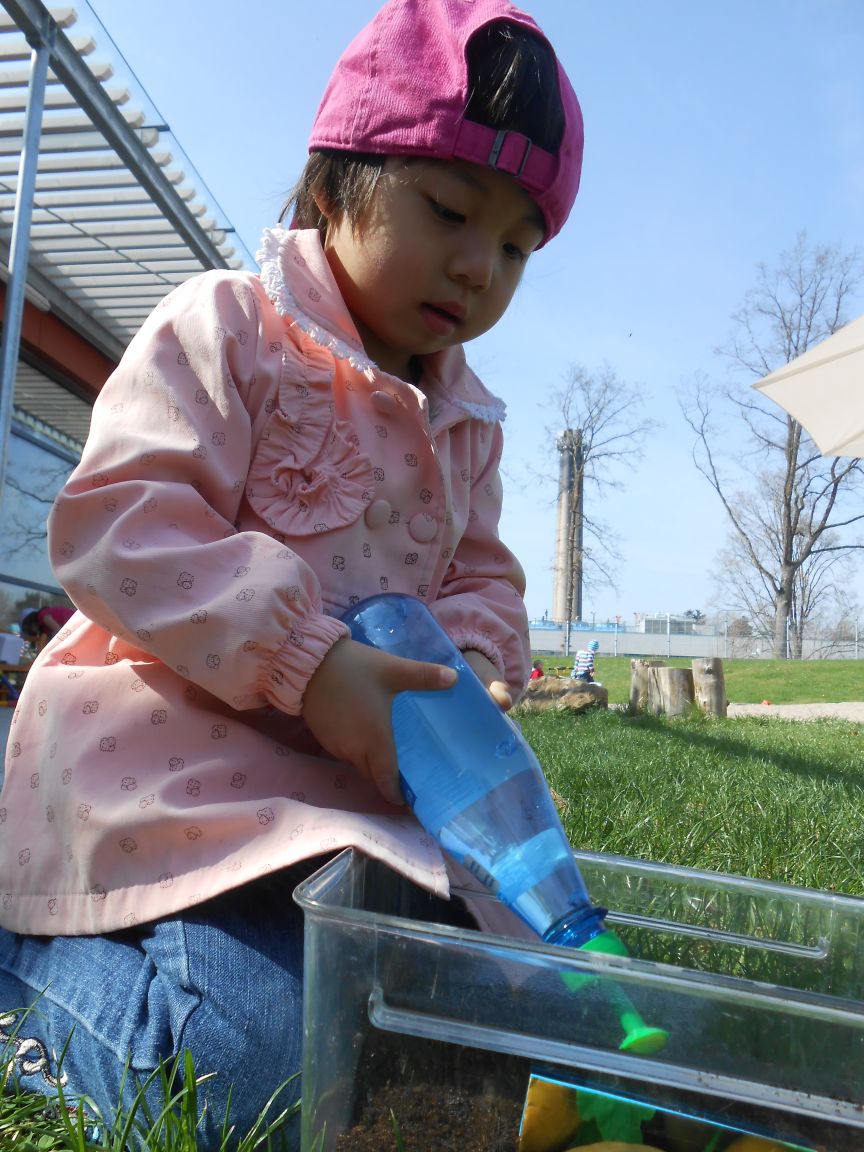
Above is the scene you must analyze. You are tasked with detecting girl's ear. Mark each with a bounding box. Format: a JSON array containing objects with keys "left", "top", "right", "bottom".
[
  {"left": 312, "top": 185, "right": 341, "bottom": 243},
  {"left": 312, "top": 184, "right": 335, "bottom": 222}
]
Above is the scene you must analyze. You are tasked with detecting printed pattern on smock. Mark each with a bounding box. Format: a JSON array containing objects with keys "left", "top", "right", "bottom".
[{"left": 0, "top": 227, "right": 530, "bottom": 935}]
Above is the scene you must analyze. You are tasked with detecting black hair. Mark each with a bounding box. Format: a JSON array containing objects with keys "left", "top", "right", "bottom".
[
  {"left": 286, "top": 151, "right": 385, "bottom": 235},
  {"left": 465, "top": 22, "right": 564, "bottom": 153},
  {"left": 283, "top": 20, "right": 565, "bottom": 237},
  {"left": 20, "top": 611, "right": 40, "bottom": 640}
]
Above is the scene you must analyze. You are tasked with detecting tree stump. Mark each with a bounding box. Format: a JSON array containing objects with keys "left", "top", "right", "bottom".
[
  {"left": 629, "top": 659, "right": 665, "bottom": 713},
  {"left": 692, "top": 657, "right": 727, "bottom": 717},
  {"left": 647, "top": 666, "right": 695, "bottom": 717}
]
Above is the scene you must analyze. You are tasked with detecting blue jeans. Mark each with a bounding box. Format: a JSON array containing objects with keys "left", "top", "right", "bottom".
[{"left": 0, "top": 864, "right": 314, "bottom": 1150}]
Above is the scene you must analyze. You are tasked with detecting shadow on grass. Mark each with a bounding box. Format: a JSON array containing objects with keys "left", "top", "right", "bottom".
[{"left": 609, "top": 708, "right": 864, "bottom": 790}]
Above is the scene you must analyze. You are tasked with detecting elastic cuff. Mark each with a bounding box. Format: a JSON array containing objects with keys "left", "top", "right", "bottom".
[
  {"left": 452, "top": 630, "right": 506, "bottom": 679},
  {"left": 263, "top": 614, "right": 350, "bottom": 715}
]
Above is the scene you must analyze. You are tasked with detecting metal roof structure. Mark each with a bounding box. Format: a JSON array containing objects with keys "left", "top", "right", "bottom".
[{"left": 0, "top": 0, "right": 254, "bottom": 457}]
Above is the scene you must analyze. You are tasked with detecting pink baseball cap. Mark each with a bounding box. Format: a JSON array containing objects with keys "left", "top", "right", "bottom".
[{"left": 308, "top": 0, "right": 583, "bottom": 244}]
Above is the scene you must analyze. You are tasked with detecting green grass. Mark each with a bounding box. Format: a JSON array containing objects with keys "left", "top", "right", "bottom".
[
  {"left": 4, "top": 679, "right": 863, "bottom": 1149},
  {"left": 521, "top": 706, "right": 864, "bottom": 895},
  {"left": 538, "top": 653, "right": 863, "bottom": 707},
  {"left": 0, "top": 1045, "right": 297, "bottom": 1152}
]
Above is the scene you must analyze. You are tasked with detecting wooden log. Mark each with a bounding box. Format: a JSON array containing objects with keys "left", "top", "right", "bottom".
[
  {"left": 629, "top": 659, "right": 665, "bottom": 713},
  {"left": 519, "top": 677, "right": 608, "bottom": 713},
  {"left": 692, "top": 657, "right": 727, "bottom": 717},
  {"left": 648, "top": 666, "right": 695, "bottom": 717},
  {"left": 559, "top": 681, "right": 608, "bottom": 712}
]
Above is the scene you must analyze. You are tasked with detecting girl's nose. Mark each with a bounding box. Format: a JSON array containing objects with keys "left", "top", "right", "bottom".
[{"left": 448, "top": 236, "right": 494, "bottom": 290}]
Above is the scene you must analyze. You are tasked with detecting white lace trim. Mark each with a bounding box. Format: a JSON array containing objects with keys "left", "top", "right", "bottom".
[
  {"left": 452, "top": 395, "right": 507, "bottom": 424},
  {"left": 256, "top": 227, "right": 376, "bottom": 375}
]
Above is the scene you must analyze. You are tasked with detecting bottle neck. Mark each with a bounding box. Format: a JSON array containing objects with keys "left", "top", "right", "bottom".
[{"left": 542, "top": 904, "right": 609, "bottom": 950}]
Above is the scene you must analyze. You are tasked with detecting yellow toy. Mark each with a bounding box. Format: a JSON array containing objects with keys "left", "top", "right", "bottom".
[{"left": 519, "top": 1079, "right": 581, "bottom": 1152}]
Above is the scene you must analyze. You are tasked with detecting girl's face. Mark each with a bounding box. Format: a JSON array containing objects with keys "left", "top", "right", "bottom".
[{"left": 320, "top": 159, "right": 545, "bottom": 382}]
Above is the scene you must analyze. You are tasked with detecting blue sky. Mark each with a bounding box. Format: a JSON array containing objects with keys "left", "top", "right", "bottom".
[{"left": 84, "top": 0, "right": 864, "bottom": 623}]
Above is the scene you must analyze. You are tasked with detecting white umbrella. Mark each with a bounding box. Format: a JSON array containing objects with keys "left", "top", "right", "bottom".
[{"left": 753, "top": 313, "right": 864, "bottom": 457}]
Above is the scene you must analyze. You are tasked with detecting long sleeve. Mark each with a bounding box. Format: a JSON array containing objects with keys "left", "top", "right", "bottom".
[{"left": 48, "top": 270, "right": 348, "bottom": 716}]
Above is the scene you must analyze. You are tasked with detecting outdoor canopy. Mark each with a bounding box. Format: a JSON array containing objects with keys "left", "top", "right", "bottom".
[{"left": 754, "top": 313, "right": 864, "bottom": 458}]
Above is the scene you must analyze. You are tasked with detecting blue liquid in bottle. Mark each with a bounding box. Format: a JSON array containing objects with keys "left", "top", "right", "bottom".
[{"left": 342, "top": 593, "right": 606, "bottom": 945}]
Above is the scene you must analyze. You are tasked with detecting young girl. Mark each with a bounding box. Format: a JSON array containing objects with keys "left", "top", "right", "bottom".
[{"left": 0, "top": 0, "right": 583, "bottom": 1144}]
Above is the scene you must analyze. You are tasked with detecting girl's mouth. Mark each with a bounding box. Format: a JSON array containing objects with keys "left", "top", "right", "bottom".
[{"left": 420, "top": 302, "right": 464, "bottom": 336}]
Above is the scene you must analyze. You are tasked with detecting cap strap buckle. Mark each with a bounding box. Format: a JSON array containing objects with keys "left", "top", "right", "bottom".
[{"left": 488, "top": 130, "right": 532, "bottom": 178}]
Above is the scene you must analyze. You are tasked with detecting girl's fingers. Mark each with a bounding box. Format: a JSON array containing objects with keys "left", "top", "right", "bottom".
[
  {"left": 461, "top": 649, "right": 512, "bottom": 710},
  {"left": 384, "top": 656, "right": 457, "bottom": 694},
  {"left": 364, "top": 747, "right": 405, "bottom": 808},
  {"left": 370, "top": 658, "right": 455, "bottom": 804},
  {"left": 487, "top": 679, "right": 513, "bottom": 710}
]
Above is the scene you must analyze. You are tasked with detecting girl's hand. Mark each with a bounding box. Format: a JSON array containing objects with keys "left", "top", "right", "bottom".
[
  {"left": 302, "top": 636, "right": 457, "bottom": 806},
  {"left": 461, "top": 649, "right": 513, "bottom": 711}
]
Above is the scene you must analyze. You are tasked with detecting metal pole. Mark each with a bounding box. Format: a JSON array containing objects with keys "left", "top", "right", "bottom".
[{"left": 0, "top": 17, "right": 54, "bottom": 504}]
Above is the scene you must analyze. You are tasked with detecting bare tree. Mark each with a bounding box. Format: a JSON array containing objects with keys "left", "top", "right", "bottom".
[
  {"left": 816, "top": 588, "right": 862, "bottom": 657},
  {"left": 541, "top": 363, "right": 657, "bottom": 627},
  {"left": 681, "top": 234, "right": 864, "bottom": 658},
  {"left": 712, "top": 492, "right": 854, "bottom": 657},
  {"left": 725, "top": 613, "right": 756, "bottom": 658},
  {"left": 728, "top": 615, "right": 753, "bottom": 638},
  {"left": 3, "top": 458, "right": 73, "bottom": 558}
]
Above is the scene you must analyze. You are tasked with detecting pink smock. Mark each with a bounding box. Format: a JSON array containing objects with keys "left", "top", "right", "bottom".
[{"left": 0, "top": 227, "right": 530, "bottom": 935}]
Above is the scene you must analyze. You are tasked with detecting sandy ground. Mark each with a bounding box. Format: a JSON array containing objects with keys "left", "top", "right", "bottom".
[{"left": 726, "top": 701, "right": 864, "bottom": 721}]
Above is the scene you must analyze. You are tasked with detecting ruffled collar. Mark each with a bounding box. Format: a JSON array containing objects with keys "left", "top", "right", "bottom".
[
  {"left": 257, "top": 226, "right": 375, "bottom": 374},
  {"left": 256, "top": 227, "right": 507, "bottom": 426}
]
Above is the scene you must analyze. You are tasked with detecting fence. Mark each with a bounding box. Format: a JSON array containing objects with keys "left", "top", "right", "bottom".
[{"left": 529, "top": 620, "right": 863, "bottom": 661}]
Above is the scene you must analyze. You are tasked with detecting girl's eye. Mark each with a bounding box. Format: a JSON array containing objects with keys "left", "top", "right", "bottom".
[
  {"left": 504, "top": 243, "right": 528, "bottom": 264},
  {"left": 430, "top": 198, "right": 465, "bottom": 224}
]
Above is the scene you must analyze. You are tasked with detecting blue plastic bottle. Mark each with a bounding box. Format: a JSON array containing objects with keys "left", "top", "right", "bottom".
[
  {"left": 342, "top": 594, "right": 604, "bottom": 938},
  {"left": 342, "top": 594, "right": 667, "bottom": 1053}
]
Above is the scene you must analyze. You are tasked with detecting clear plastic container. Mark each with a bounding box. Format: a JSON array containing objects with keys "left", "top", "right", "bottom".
[{"left": 295, "top": 847, "right": 864, "bottom": 1151}]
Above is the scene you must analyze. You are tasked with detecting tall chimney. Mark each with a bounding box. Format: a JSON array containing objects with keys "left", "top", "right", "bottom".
[{"left": 552, "top": 429, "right": 583, "bottom": 624}]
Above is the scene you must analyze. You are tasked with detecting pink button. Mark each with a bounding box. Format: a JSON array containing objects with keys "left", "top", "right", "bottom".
[
  {"left": 408, "top": 512, "right": 438, "bottom": 542},
  {"left": 364, "top": 500, "right": 392, "bottom": 529}
]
